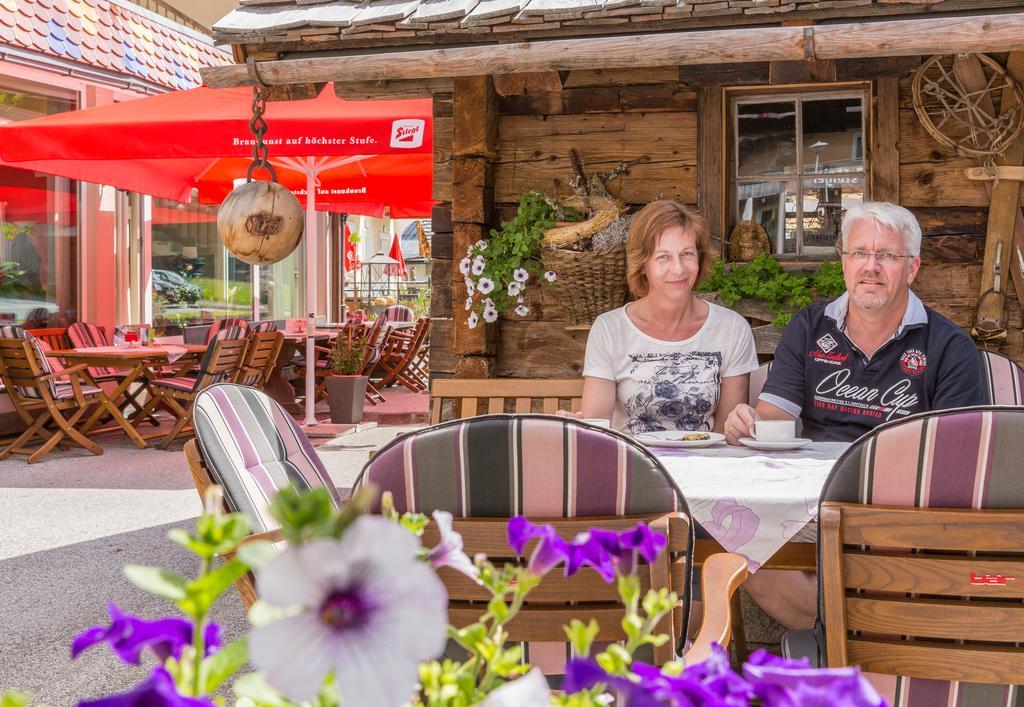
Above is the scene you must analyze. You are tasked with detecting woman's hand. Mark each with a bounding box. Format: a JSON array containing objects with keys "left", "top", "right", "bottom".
[
  {"left": 554, "top": 409, "right": 584, "bottom": 419},
  {"left": 724, "top": 403, "right": 759, "bottom": 445}
]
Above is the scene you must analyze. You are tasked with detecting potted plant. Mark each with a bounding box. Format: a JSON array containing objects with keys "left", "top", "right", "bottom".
[{"left": 323, "top": 332, "right": 369, "bottom": 424}]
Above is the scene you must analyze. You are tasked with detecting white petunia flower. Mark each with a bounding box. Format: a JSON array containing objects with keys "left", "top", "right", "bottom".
[
  {"left": 426, "top": 510, "right": 479, "bottom": 581},
  {"left": 475, "top": 239, "right": 488, "bottom": 250},
  {"left": 471, "top": 256, "right": 486, "bottom": 276},
  {"left": 465, "top": 297, "right": 474, "bottom": 311},
  {"left": 544, "top": 270, "right": 557, "bottom": 283},
  {"left": 477, "top": 278, "right": 494, "bottom": 295},
  {"left": 248, "top": 517, "right": 447, "bottom": 706},
  {"left": 515, "top": 305, "right": 530, "bottom": 317},
  {"left": 483, "top": 308, "right": 498, "bottom": 324},
  {"left": 458, "top": 258, "right": 472, "bottom": 276},
  {"left": 513, "top": 268, "right": 529, "bottom": 284},
  {"left": 517, "top": 295, "right": 525, "bottom": 304},
  {"left": 465, "top": 278, "right": 475, "bottom": 295},
  {"left": 507, "top": 281, "right": 522, "bottom": 297},
  {"left": 467, "top": 311, "right": 479, "bottom": 329},
  {"left": 480, "top": 668, "right": 551, "bottom": 707}
]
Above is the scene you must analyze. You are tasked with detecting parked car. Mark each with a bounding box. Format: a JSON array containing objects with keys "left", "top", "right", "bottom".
[{"left": 152, "top": 269, "right": 201, "bottom": 305}]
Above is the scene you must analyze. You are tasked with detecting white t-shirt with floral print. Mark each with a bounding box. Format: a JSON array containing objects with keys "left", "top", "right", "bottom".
[{"left": 583, "top": 302, "right": 758, "bottom": 434}]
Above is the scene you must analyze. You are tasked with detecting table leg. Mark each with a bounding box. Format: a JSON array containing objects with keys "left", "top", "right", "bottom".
[{"left": 81, "top": 365, "right": 145, "bottom": 434}]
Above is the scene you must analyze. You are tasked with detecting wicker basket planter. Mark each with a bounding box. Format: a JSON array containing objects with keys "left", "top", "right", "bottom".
[{"left": 541, "top": 243, "right": 628, "bottom": 329}]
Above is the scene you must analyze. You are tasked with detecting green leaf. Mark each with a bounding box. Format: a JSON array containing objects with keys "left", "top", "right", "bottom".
[
  {"left": 450, "top": 622, "right": 488, "bottom": 651},
  {"left": 180, "top": 559, "right": 249, "bottom": 615},
  {"left": 1, "top": 692, "right": 32, "bottom": 707},
  {"left": 487, "top": 597, "right": 510, "bottom": 623},
  {"left": 233, "top": 673, "right": 299, "bottom": 707},
  {"left": 237, "top": 541, "right": 278, "bottom": 570},
  {"left": 123, "top": 565, "right": 188, "bottom": 601},
  {"left": 202, "top": 637, "right": 249, "bottom": 693},
  {"left": 563, "top": 618, "right": 600, "bottom": 657}
]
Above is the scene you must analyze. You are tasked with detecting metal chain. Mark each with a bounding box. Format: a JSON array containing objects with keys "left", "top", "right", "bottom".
[{"left": 246, "top": 85, "right": 277, "bottom": 183}]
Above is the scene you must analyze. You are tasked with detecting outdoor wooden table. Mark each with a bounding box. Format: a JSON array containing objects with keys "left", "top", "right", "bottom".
[
  {"left": 51, "top": 344, "right": 207, "bottom": 434},
  {"left": 650, "top": 441, "right": 850, "bottom": 573},
  {"left": 266, "top": 330, "right": 336, "bottom": 411}
]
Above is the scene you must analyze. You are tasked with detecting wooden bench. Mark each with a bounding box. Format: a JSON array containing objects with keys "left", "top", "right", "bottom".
[{"left": 429, "top": 377, "right": 584, "bottom": 425}]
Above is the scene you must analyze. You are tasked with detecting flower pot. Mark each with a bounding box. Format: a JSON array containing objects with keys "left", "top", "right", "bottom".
[{"left": 324, "top": 375, "right": 369, "bottom": 424}]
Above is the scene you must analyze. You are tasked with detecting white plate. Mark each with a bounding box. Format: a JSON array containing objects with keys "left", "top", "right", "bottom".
[
  {"left": 738, "top": 437, "right": 812, "bottom": 451},
  {"left": 636, "top": 431, "right": 725, "bottom": 449}
]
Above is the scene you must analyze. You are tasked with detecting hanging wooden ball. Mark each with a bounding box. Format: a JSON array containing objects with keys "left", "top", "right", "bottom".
[{"left": 217, "top": 181, "right": 304, "bottom": 265}]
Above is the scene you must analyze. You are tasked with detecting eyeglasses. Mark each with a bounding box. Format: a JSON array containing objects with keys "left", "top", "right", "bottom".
[{"left": 837, "top": 249, "right": 915, "bottom": 265}]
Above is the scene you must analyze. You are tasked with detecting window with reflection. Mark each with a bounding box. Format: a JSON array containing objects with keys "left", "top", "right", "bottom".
[
  {"left": 0, "top": 80, "right": 78, "bottom": 328},
  {"left": 150, "top": 197, "right": 251, "bottom": 335},
  {"left": 732, "top": 90, "right": 867, "bottom": 256}
]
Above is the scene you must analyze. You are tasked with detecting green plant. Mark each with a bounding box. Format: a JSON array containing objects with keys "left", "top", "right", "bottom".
[
  {"left": 327, "top": 334, "right": 367, "bottom": 375},
  {"left": 461, "top": 192, "right": 582, "bottom": 327},
  {"left": 0, "top": 260, "right": 29, "bottom": 295},
  {"left": 697, "top": 253, "right": 846, "bottom": 327},
  {"left": 409, "top": 286, "right": 430, "bottom": 319}
]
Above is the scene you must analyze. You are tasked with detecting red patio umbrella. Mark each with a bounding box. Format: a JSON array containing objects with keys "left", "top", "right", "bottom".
[
  {"left": 386, "top": 232, "right": 408, "bottom": 278},
  {"left": 0, "top": 85, "right": 434, "bottom": 426}
]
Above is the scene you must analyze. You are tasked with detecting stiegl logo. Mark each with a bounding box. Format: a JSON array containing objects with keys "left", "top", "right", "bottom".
[
  {"left": 390, "top": 119, "right": 425, "bottom": 148},
  {"left": 970, "top": 572, "right": 1016, "bottom": 586}
]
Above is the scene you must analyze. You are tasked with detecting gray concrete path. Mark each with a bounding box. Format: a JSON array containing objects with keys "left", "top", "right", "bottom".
[{"left": 0, "top": 425, "right": 421, "bottom": 705}]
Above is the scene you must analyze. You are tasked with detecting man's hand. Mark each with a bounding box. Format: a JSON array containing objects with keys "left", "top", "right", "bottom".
[
  {"left": 554, "top": 409, "right": 584, "bottom": 419},
  {"left": 724, "top": 404, "right": 760, "bottom": 445}
]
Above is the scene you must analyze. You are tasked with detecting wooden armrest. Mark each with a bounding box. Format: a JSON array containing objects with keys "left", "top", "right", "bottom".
[
  {"left": 42, "top": 363, "right": 89, "bottom": 379},
  {"left": 685, "top": 552, "right": 749, "bottom": 665},
  {"left": 238, "top": 527, "right": 285, "bottom": 546}
]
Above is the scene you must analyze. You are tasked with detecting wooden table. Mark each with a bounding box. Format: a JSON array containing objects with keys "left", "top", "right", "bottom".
[
  {"left": 51, "top": 344, "right": 207, "bottom": 434},
  {"left": 266, "top": 330, "right": 335, "bottom": 411}
]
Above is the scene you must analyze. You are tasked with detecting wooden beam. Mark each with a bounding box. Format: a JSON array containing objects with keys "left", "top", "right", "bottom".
[
  {"left": 492, "top": 71, "right": 567, "bottom": 97},
  {"left": 871, "top": 77, "right": 900, "bottom": 203},
  {"left": 333, "top": 78, "right": 453, "bottom": 101},
  {"left": 697, "top": 86, "right": 725, "bottom": 255},
  {"left": 201, "top": 14, "right": 1024, "bottom": 88},
  {"left": 965, "top": 166, "right": 1024, "bottom": 182}
]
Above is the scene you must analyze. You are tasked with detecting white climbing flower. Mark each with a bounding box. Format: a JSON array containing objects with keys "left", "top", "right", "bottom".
[
  {"left": 513, "top": 268, "right": 529, "bottom": 284},
  {"left": 471, "top": 256, "right": 486, "bottom": 276},
  {"left": 476, "top": 239, "right": 488, "bottom": 250},
  {"left": 483, "top": 297, "right": 495, "bottom": 310},
  {"left": 515, "top": 305, "right": 530, "bottom": 317},
  {"left": 483, "top": 308, "right": 498, "bottom": 324},
  {"left": 467, "top": 312, "right": 479, "bottom": 329},
  {"left": 507, "top": 281, "right": 522, "bottom": 297},
  {"left": 465, "top": 278, "right": 475, "bottom": 295},
  {"left": 544, "top": 270, "right": 557, "bottom": 283},
  {"left": 477, "top": 278, "right": 494, "bottom": 295},
  {"left": 459, "top": 258, "right": 472, "bottom": 276},
  {"left": 465, "top": 297, "right": 473, "bottom": 311}
]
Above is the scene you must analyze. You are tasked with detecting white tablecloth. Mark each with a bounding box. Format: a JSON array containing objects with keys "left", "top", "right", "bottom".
[{"left": 653, "top": 442, "right": 850, "bottom": 571}]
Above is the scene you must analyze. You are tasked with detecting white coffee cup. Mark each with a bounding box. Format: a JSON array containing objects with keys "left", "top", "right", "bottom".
[
  {"left": 580, "top": 418, "right": 611, "bottom": 428},
  {"left": 753, "top": 419, "right": 796, "bottom": 442}
]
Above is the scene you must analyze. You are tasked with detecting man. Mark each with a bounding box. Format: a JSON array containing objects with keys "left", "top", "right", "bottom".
[
  {"left": 725, "top": 201, "right": 982, "bottom": 446},
  {"left": 722, "top": 201, "right": 983, "bottom": 629}
]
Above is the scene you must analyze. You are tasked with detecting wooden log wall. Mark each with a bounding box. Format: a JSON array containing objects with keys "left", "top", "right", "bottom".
[{"left": 430, "top": 58, "right": 1024, "bottom": 380}]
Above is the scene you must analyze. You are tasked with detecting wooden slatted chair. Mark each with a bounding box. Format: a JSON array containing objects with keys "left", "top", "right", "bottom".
[
  {"left": 136, "top": 327, "right": 248, "bottom": 449},
  {"left": 250, "top": 320, "right": 277, "bottom": 333},
  {"left": 0, "top": 327, "right": 145, "bottom": 463},
  {"left": 429, "top": 377, "right": 584, "bottom": 425},
  {"left": 374, "top": 317, "right": 430, "bottom": 392},
  {"left": 308, "top": 321, "right": 386, "bottom": 405},
  {"left": 783, "top": 405, "right": 1024, "bottom": 701},
  {"left": 978, "top": 349, "right": 1024, "bottom": 405},
  {"left": 379, "top": 304, "right": 415, "bottom": 326},
  {"left": 205, "top": 317, "right": 249, "bottom": 344},
  {"left": 184, "top": 384, "right": 342, "bottom": 606},
  {"left": 355, "top": 414, "right": 749, "bottom": 673},
  {"left": 233, "top": 331, "right": 284, "bottom": 389}
]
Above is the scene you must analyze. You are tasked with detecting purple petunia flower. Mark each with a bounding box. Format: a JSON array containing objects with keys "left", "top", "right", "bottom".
[
  {"left": 618, "top": 523, "right": 669, "bottom": 575},
  {"left": 72, "top": 604, "right": 220, "bottom": 666},
  {"left": 77, "top": 666, "right": 214, "bottom": 707},
  {"left": 507, "top": 517, "right": 570, "bottom": 576},
  {"left": 743, "top": 649, "right": 886, "bottom": 707}
]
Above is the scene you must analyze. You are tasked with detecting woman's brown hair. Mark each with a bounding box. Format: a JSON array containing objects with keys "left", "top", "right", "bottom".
[{"left": 626, "top": 200, "right": 713, "bottom": 297}]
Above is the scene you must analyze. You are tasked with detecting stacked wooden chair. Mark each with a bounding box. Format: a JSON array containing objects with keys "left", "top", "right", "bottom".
[
  {"left": 234, "top": 330, "right": 284, "bottom": 389},
  {"left": 783, "top": 405, "right": 1024, "bottom": 702},
  {"left": 250, "top": 320, "right": 278, "bottom": 333},
  {"left": 0, "top": 325, "right": 145, "bottom": 463},
  {"left": 374, "top": 316, "right": 430, "bottom": 392},
  {"left": 205, "top": 317, "right": 250, "bottom": 344},
  {"left": 136, "top": 326, "right": 248, "bottom": 449},
  {"left": 356, "top": 413, "right": 748, "bottom": 673}
]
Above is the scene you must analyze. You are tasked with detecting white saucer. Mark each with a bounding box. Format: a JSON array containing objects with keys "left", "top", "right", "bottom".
[
  {"left": 636, "top": 431, "right": 725, "bottom": 449},
  {"left": 738, "top": 437, "right": 812, "bottom": 451}
]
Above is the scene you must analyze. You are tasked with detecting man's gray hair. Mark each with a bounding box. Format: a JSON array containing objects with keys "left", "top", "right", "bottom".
[{"left": 840, "top": 202, "right": 921, "bottom": 256}]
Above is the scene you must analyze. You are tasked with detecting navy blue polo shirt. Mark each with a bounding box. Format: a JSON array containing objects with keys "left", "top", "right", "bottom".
[{"left": 760, "top": 292, "right": 983, "bottom": 442}]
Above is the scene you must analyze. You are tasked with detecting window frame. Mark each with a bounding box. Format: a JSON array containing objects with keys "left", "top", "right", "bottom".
[{"left": 725, "top": 82, "right": 872, "bottom": 260}]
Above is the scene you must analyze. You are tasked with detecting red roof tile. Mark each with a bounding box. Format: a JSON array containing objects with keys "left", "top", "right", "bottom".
[{"left": 1, "top": 0, "right": 228, "bottom": 89}]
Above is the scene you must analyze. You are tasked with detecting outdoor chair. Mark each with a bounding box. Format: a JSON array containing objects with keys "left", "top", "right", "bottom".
[
  {"left": 233, "top": 331, "right": 284, "bottom": 389},
  {"left": 250, "top": 320, "right": 277, "bottom": 333},
  {"left": 135, "top": 327, "right": 248, "bottom": 449},
  {"left": 747, "top": 361, "right": 771, "bottom": 406},
  {"left": 977, "top": 348, "right": 1023, "bottom": 404},
  {"left": 205, "top": 317, "right": 250, "bottom": 344},
  {"left": 306, "top": 320, "right": 387, "bottom": 405},
  {"left": 782, "top": 405, "right": 1024, "bottom": 701},
  {"left": 378, "top": 304, "right": 415, "bottom": 326},
  {"left": 184, "top": 383, "right": 341, "bottom": 606},
  {"left": 373, "top": 316, "right": 430, "bottom": 392},
  {"left": 429, "top": 377, "right": 584, "bottom": 425},
  {"left": 354, "top": 413, "right": 749, "bottom": 674},
  {"left": 0, "top": 327, "right": 145, "bottom": 463}
]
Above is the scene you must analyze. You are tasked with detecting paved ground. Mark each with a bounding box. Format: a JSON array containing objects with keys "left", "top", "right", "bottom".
[{"left": 0, "top": 423, "right": 421, "bottom": 705}]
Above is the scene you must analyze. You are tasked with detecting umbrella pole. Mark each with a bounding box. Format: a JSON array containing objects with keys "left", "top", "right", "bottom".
[{"left": 304, "top": 158, "right": 318, "bottom": 427}]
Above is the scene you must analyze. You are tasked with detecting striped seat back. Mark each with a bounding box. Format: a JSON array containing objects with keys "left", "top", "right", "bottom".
[
  {"left": 250, "top": 320, "right": 277, "bottom": 333},
  {"left": 747, "top": 361, "right": 771, "bottom": 407},
  {"left": 355, "top": 413, "right": 692, "bottom": 674},
  {"left": 978, "top": 349, "right": 1024, "bottom": 405},
  {"left": 0, "top": 325, "right": 58, "bottom": 399},
  {"left": 205, "top": 318, "right": 249, "bottom": 344},
  {"left": 68, "top": 322, "right": 120, "bottom": 379},
  {"left": 379, "top": 304, "right": 415, "bottom": 324},
  {"left": 190, "top": 326, "right": 249, "bottom": 392},
  {"left": 820, "top": 406, "right": 1024, "bottom": 702},
  {"left": 193, "top": 384, "right": 339, "bottom": 533}
]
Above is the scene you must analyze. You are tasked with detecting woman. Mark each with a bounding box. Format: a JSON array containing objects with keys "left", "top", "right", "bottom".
[{"left": 577, "top": 200, "right": 757, "bottom": 434}]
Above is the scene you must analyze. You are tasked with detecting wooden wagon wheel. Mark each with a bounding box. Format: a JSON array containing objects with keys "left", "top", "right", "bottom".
[{"left": 912, "top": 53, "right": 1024, "bottom": 160}]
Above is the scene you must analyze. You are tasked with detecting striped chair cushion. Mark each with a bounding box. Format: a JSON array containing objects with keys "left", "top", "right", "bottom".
[
  {"left": 53, "top": 382, "right": 103, "bottom": 399},
  {"left": 355, "top": 414, "right": 690, "bottom": 676},
  {"left": 193, "top": 384, "right": 339, "bottom": 534},
  {"left": 185, "top": 325, "right": 250, "bottom": 391},
  {"left": 379, "top": 305, "right": 415, "bottom": 324},
  {"left": 251, "top": 321, "right": 277, "bottom": 333},
  {"left": 152, "top": 377, "right": 200, "bottom": 392},
  {"left": 748, "top": 361, "right": 771, "bottom": 407},
  {"left": 821, "top": 406, "right": 1024, "bottom": 703},
  {"left": 68, "top": 322, "right": 121, "bottom": 379},
  {"left": 205, "top": 318, "right": 250, "bottom": 344},
  {"left": 978, "top": 349, "right": 1024, "bottom": 405},
  {"left": 0, "top": 325, "right": 58, "bottom": 399}
]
